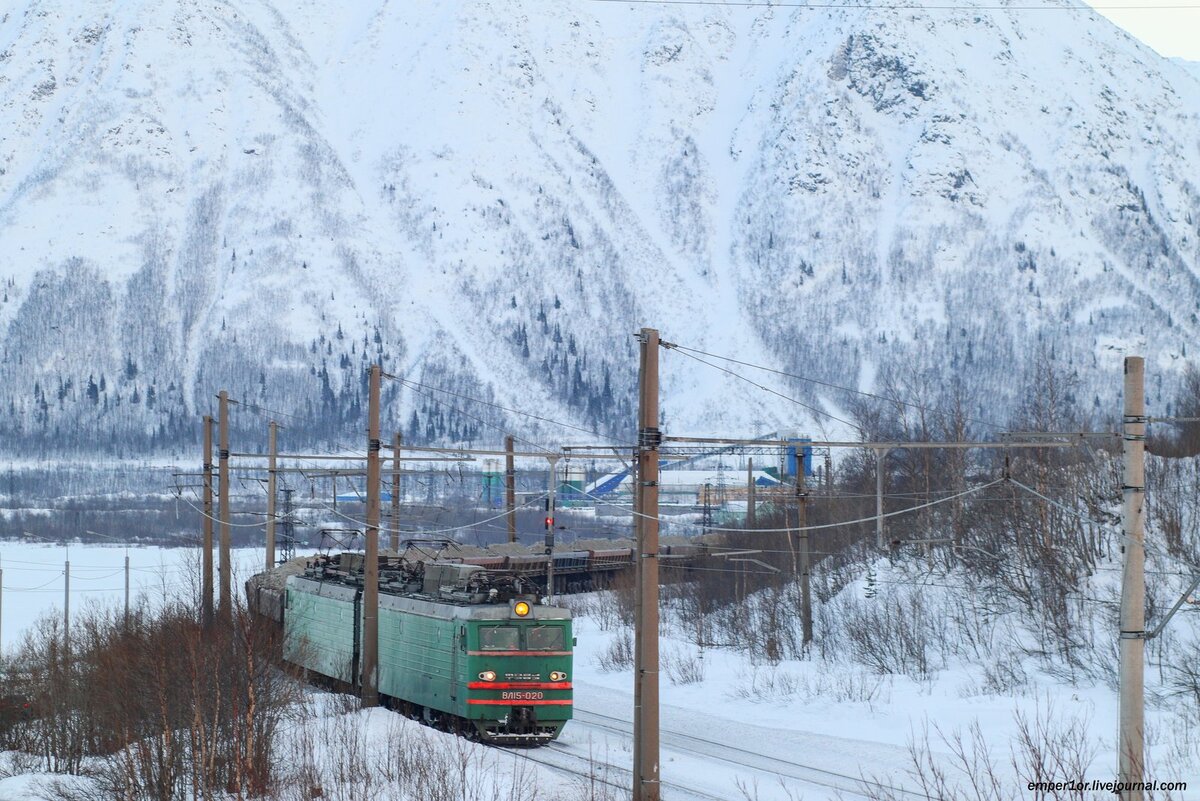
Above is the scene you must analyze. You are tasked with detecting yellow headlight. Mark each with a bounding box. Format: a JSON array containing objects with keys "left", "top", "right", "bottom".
[
  {"left": 478, "top": 671, "right": 497, "bottom": 682},
  {"left": 550, "top": 671, "right": 567, "bottom": 681},
  {"left": 513, "top": 601, "right": 530, "bottom": 617}
]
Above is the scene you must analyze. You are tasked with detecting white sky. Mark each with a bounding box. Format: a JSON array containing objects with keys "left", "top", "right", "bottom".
[{"left": 1086, "top": 0, "right": 1200, "bottom": 60}]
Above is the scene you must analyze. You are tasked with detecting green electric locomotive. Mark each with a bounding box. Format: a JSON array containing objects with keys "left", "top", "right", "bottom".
[{"left": 279, "top": 555, "right": 573, "bottom": 745}]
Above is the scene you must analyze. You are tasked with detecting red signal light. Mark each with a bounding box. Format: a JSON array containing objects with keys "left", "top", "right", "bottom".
[{"left": 544, "top": 516, "right": 554, "bottom": 529}]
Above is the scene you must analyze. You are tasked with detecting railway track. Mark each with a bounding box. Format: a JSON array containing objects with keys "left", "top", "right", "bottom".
[
  {"left": 502, "top": 707, "right": 929, "bottom": 800},
  {"left": 504, "top": 738, "right": 732, "bottom": 801},
  {"left": 557, "top": 708, "right": 933, "bottom": 801}
]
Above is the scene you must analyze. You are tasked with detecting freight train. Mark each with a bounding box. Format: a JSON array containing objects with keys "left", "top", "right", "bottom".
[
  {"left": 455, "top": 543, "right": 705, "bottom": 594},
  {"left": 248, "top": 553, "right": 573, "bottom": 745}
]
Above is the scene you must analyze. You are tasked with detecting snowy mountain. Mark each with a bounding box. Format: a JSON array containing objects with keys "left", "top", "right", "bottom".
[
  {"left": 1, "top": 0, "right": 1198, "bottom": 454},
  {"left": 1173, "top": 57, "right": 1200, "bottom": 85}
]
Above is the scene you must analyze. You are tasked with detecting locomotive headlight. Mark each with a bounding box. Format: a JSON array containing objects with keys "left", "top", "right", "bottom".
[
  {"left": 550, "top": 671, "right": 567, "bottom": 681},
  {"left": 513, "top": 601, "right": 531, "bottom": 617},
  {"left": 478, "top": 671, "right": 497, "bottom": 682}
]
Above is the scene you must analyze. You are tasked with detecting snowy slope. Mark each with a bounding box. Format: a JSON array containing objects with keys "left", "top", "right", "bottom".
[
  {"left": 0, "top": 0, "right": 1198, "bottom": 453},
  {"left": 1173, "top": 57, "right": 1200, "bottom": 85}
]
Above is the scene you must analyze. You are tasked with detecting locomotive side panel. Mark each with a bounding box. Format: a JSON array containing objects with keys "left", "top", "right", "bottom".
[
  {"left": 284, "top": 579, "right": 360, "bottom": 686},
  {"left": 377, "top": 602, "right": 460, "bottom": 718}
]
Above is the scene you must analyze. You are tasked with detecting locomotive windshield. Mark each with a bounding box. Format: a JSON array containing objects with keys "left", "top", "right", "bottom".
[
  {"left": 479, "top": 626, "right": 520, "bottom": 650},
  {"left": 525, "top": 625, "right": 565, "bottom": 651}
]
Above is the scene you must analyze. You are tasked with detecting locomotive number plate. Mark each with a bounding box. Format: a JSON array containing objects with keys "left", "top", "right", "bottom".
[{"left": 501, "top": 691, "right": 545, "bottom": 701}]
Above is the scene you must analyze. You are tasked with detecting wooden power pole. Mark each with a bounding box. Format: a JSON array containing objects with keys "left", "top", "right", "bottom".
[
  {"left": 1119, "top": 356, "right": 1146, "bottom": 800},
  {"left": 633, "top": 327, "right": 661, "bottom": 801},
  {"left": 362, "top": 365, "right": 382, "bottom": 707},
  {"left": 546, "top": 456, "right": 559, "bottom": 600},
  {"left": 391, "top": 432, "right": 402, "bottom": 552},
  {"left": 202, "top": 414, "right": 214, "bottom": 627},
  {"left": 218, "top": 391, "right": 232, "bottom": 621},
  {"left": 798, "top": 453, "right": 812, "bottom": 645},
  {"left": 266, "top": 420, "right": 278, "bottom": 571},
  {"left": 506, "top": 434, "right": 516, "bottom": 543}
]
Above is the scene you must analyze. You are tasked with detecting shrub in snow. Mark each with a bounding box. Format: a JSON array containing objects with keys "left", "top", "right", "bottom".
[{"left": 595, "top": 627, "right": 633, "bottom": 673}]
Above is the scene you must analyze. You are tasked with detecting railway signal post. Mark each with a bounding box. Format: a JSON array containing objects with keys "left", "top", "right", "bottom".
[{"left": 633, "top": 327, "right": 661, "bottom": 801}]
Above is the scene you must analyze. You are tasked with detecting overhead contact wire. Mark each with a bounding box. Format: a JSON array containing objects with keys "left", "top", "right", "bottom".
[{"left": 667, "top": 341, "right": 1006, "bottom": 432}]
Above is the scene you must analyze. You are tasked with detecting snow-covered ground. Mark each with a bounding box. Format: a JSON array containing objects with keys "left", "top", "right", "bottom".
[
  {"left": 0, "top": 542, "right": 310, "bottom": 654},
  {"left": 2, "top": 541, "right": 1197, "bottom": 800},
  {"left": 566, "top": 591, "right": 1200, "bottom": 799}
]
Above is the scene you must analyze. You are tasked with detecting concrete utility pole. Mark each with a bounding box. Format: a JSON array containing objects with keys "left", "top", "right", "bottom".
[
  {"left": 746, "top": 458, "right": 756, "bottom": 528},
  {"left": 202, "top": 415, "right": 214, "bottom": 627},
  {"left": 362, "top": 364, "right": 382, "bottom": 707},
  {"left": 218, "top": 391, "right": 232, "bottom": 621},
  {"left": 0, "top": 557, "right": 4, "bottom": 658},
  {"left": 874, "top": 447, "right": 888, "bottom": 549},
  {"left": 1119, "top": 356, "right": 1146, "bottom": 800},
  {"left": 798, "top": 457, "right": 812, "bottom": 645},
  {"left": 64, "top": 554, "right": 70, "bottom": 655},
  {"left": 391, "top": 432, "right": 402, "bottom": 552},
  {"left": 633, "top": 327, "right": 661, "bottom": 801},
  {"left": 124, "top": 551, "right": 130, "bottom": 627},
  {"left": 506, "top": 434, "right": 516, "bottom": 544},
  {"left": 266, "top": 421, "right": 278, "bottom": 571}
]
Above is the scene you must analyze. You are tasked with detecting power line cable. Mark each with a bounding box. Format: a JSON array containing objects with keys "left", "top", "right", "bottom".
[
  {"left": 666, "top": 345, "right": 865, "bottom": 434},
  {"left": 175, "top": 493, "right": 275, "bottom": 528},
  {"left": 392, "top": 376, "right": 629, "bottom": 446},
  {"left": 394, "top": 376, "right": 557, "bottom": 454},
  {"left": 2, "top": 576, "right": 65, "bottom": 592},
  {"left": 223, "top": 454, "right": 557, "bottom": 535},
  {"left": 71, "top": 570, "right": 125, "bottom": 581},
  {"left": 574, "top": 476, "right": 1004, "bottom": 532},
  {"left": 666, "top": 341, "right": 1007, "bottom": 432},
  {"left": 1006, "top": 478, "right": 1188, "bottom": 566}
]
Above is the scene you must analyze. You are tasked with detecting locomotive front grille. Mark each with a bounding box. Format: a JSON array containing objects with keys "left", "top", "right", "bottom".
[{"left": 478, "top": 706, "right": 563, "bottom": 745}]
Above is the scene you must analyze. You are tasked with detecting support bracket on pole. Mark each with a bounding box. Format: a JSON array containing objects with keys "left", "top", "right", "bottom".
[
  {"left": 639, "top": 427, "right": 662, "bottom": 450},
  {"left": 1144, "top": 574, "right": 1200, "bottom": 640}
]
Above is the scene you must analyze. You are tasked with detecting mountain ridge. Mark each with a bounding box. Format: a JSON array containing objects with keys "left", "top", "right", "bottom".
[{"left": 0, "top": 0, "right": 1197, "bottom": 454}]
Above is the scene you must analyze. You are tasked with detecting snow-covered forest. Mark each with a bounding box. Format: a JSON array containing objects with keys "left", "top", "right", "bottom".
[{"left": 0, "top": 0, "right": 1199, "bottom": 454}]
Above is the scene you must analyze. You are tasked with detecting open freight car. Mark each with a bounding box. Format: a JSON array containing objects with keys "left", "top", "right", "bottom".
[{"left": 276, "top": 555, "right": 573, "bottom": 745}]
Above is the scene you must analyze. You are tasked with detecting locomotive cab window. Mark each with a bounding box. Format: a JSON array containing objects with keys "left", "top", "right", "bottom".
[
  {"left": 525, "top": 625, "right": 565, "bottom": 651},
  {"left": 479, "top": 626, "right": 520, "bottom": 651}
]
